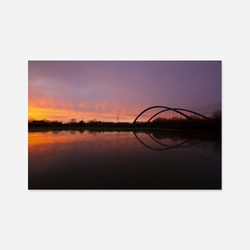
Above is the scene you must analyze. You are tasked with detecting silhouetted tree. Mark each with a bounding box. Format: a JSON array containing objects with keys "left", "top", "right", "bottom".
[
  {"left": 90, "top": 119, "right": 97, "bottom": 123},
  {"left": 212, "top": 109, "right": 221, "bottom": 119},
  {"left": 79, "top": 120, "right": 85, "bottom": 126},
  {"left": 69, "top": 118, "right": 76, "bottom": 123}
]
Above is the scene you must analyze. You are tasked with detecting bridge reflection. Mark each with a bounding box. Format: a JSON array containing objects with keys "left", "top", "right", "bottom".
[{"left": 133, "top": 131, "right": 199, "bottom": 151}]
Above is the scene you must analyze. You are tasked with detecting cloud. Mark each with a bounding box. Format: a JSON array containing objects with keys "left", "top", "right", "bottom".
[{"left": 28, "top": 61, "right": 221, "bottom": 122}]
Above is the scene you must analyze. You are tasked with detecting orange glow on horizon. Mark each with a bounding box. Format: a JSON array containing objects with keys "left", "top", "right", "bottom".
[
  {"left": 28, "top": 104, "right": 137, "bottom": 123},
  {"left": 28, "top": 84, "right": 140, "bottom": 122}
]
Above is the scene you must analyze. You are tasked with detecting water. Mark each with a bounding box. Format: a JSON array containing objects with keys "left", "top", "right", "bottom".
[{"left": 28, "top": 130, "right": 221, "bottom": 189}]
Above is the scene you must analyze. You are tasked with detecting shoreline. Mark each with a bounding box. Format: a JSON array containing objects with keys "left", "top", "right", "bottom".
[{"left": 28, "top": 126, "right": 221, "bottom": 140}]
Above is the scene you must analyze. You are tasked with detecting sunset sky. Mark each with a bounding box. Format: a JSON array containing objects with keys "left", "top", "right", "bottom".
[{"left": 28, "top": 61, "right": 221, "bottom": 123}]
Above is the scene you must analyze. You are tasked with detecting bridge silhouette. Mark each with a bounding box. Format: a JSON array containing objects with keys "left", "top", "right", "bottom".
[{"left": 133, "top": 106, "right": 209, "bottom": 123}]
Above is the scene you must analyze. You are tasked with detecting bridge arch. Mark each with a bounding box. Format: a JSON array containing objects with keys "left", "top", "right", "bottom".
[{"left": 133, "top": 106, "right": 209, "bottom": 123}]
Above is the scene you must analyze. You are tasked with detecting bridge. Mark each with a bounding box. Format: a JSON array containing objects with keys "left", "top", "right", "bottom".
[{"left": 133, "top": 106, "right": 209, "bottom": 123}]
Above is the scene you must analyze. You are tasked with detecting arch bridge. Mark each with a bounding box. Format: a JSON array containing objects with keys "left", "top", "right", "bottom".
[{"left": 133, "top": 106, "right": 209, "bottom": 124}]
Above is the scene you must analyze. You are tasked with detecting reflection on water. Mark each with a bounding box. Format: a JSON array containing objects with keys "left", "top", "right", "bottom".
[
  {"left": 28, "top": 130, "right": 221, "bottom": 189},
  {"left": 133, "top": 132, "right": 197, "bottom": 151}
]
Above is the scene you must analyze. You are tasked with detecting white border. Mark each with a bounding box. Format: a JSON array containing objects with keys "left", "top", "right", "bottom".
[{"left": 1, "top": 1, "right": 250, "bottom": 249}]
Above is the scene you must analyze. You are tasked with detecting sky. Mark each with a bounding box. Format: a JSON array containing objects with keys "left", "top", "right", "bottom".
[{"left": 28, "top": 61, "right": 221, "bottom": 123}]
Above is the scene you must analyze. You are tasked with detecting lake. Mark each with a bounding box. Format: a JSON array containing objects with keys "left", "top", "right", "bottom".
[{"left": 28, "top": 130, "right": 221, "bottom": 189}]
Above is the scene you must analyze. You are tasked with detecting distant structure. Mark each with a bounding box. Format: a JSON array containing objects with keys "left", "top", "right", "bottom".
[
  {"left": 31, "top": 120, "right": 46, "bottom": 125},
  {"left": 29, "top": 120, "right": 62, "bottom": 126},
  {"left": 133, "top": 106, "right": 209, "bottom": 124}
]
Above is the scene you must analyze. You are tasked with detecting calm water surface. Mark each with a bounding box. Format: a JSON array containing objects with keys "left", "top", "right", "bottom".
[{"left": 28, "top": 130, "right": 221, "bottom": 189}]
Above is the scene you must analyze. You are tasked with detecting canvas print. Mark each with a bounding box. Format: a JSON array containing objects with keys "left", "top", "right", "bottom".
[{"left": 28, "top": 61, "right": 221, "bottom": 189}]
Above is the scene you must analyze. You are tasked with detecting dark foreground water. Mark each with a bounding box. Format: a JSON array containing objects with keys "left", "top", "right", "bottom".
[{"left": 28, "top": 130, "right": 221, "bottom": 189}]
